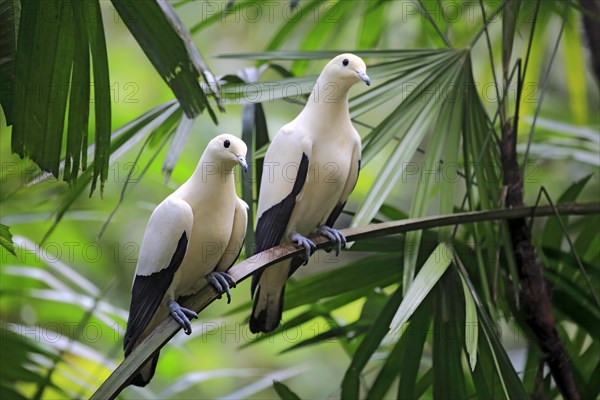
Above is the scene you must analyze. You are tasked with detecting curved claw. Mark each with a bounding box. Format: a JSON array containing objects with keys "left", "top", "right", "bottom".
[
  {"left": 167, "top": 299, "right": 198, "bottom": 335},
  {"left": 207, "top": 271, "right": 236, "bottom": 304},
  {"left": 222, "top": 272, "right": 237, "bottom": 289},
  {"left": 317, "top": 225, "right": 347, "bottom": 256},
  {"left": 290, "top": 232, "right": 316, "bottom": 265}
]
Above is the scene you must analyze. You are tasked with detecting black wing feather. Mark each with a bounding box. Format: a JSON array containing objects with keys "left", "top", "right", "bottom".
[
  {"left": 325, "top": 202, "right": 347, "bottom": 228},
  {"left": 251, "top": 153, "right": 309, "bottom": 295},
  {"left": 124, "top": 232, "right": 188, "bottom": 355}
]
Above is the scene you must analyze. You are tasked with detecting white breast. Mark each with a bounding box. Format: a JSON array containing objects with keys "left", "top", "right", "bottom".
[
  {"left": 286, "top": 134, "right": 353, "bottom": 237},
  {"left": 175, "top": 191, "right": 236, "bottom": 296}
]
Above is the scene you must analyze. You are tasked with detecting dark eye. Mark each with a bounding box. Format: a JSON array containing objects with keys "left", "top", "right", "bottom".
[
  {"left": 342, "top": 59, "right": 349, "bottom": 66},
  {"left": 224, "top": 140, "right": 230, "bottom": 148}
]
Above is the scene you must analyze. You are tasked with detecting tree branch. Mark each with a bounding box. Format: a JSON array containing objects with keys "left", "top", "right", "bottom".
[
  {"left": 91, "top": 202, "right": 599, "bottom": 400},
  {"left": 502, "top": 62, "right": 580, "bottom": 400}
]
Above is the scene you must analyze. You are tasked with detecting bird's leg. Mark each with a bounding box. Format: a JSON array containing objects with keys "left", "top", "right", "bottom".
[
  {"left": 316, "top": 225, "right": 347, "bottom": 256},
  {"left": 207, "top": 271, "right": 237, "bottom": 304},
  {"left": 167, "top": 299, "right": 198, "bottom": 335},
  {"left": 290, "top": 232, "right": 316, "bottom": 265}
]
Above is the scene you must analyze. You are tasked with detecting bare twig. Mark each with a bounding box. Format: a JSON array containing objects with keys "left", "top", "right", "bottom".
[
  {"left": 415, "top": 0, "right": 452, "bottom": 48},
  {"left": 529, "top": 187, "right": 600, "bottom": 308}
]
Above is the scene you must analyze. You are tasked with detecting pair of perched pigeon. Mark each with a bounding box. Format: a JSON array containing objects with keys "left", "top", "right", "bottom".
[{"left": 124, "top": 54, "right": 370, "bottom": 386}]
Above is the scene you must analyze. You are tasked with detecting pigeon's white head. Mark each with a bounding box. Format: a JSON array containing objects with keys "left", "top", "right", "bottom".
[
  {"left": 322, "top": 53, "right": 371, "bottom": 87},
  {"left": 206, "top": 134, "right": 248, "bottom": 172}
]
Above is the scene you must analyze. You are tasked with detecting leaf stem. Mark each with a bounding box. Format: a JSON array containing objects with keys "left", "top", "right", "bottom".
[
  {"left": 470, "top": 0, "right": 509, "bottom": 47},
  {"left": 521, "top": 9, "right": 568, "bottom": 175},
  {"left": 415, "top": 0, "right": 452, "bottom": 48},
  {"left": 478, "top": 0, "right": 504, "bottom": 125}
]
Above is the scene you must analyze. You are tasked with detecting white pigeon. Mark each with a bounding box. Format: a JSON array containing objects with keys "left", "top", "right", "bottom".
[
  {"left": 124, "top": 134, "right": 248, "bottom": 386},
  {"left": 250, "top": 54, "right": 370, "bottom": 333}
]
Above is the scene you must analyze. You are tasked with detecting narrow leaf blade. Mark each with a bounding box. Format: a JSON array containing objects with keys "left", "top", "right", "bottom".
[
  {"left": 273, "top": 381, "right": 301, "bottom": 400},
  {"left": 84, "top": 0, "right": 111, "bottom": 195},
  {"left": 110, "top": 0, "right": 216, "bottom": 119},
  {"left": 0, "top": 224, "right": 16, "bottom": 256},
  {"left": 390, "top": 243, "right": 453, "bottom": 333}
]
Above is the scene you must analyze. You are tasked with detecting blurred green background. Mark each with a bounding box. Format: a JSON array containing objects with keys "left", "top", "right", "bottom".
[{"left": 1, "top": 0, "right": 598, "bottom": 399}]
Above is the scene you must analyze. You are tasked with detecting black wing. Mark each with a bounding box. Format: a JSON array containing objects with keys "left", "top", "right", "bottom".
[
  {"left": 324, "top": 202, "right": 347, "bottom": 228},
  {"left": 251, "top": 153, "right": 309, "bottom": 296},
  {"left": 123, "top": 232, "right": 188, "bottom": 355}
]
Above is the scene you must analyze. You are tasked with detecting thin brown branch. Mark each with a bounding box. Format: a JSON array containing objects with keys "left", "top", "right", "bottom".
[
  {"left": 91, "top": 202, "right": 599, "bottom": 400},
  {"left": 501, "top": 53, "right": 580, "bottom": 399},
  {"left": 500, "top": 0, "right": 579, "bottom": 394}
]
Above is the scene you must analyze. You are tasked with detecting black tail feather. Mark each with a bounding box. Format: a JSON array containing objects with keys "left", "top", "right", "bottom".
[
  {"left": 129, "top": 351, "right": 160, "bottom": 387},
  {"left": 249, "top": 287, "right": 286, "bottom": 333}
]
